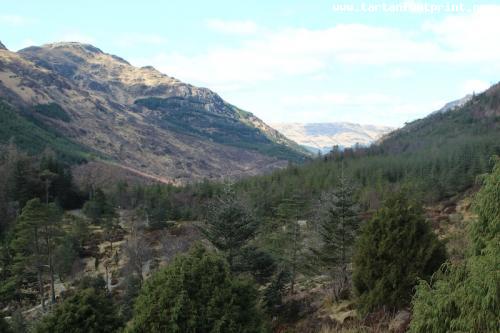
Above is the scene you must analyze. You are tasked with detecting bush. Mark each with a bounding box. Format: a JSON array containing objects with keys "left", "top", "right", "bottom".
[
  {"left": 127, "top": 246, "right": 266, "bottom": 333},
  {"left": 34, "top": 287, "right": 122, "bottom": 333},
  {"left": 352, "top": 192, "right": 446, "bottom": 315}
]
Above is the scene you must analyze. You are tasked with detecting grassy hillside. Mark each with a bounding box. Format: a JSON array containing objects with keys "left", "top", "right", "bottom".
[
  {"left": 235, "top": 85, "right": 500, "bottom": 214},
  {"left": 135, "top": 97, "right": 308, "bottom": 163},
  {"left": 0, "top": 100, "right": 94, "bottom": 163}
]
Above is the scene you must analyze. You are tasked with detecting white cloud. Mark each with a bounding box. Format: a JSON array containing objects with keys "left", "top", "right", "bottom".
[
  {"left": 136, "top": 5, "right": 500, "bottom": 92},
  {"left": 423, "top": 5, "right": 500, "bottom": 63},
  {"left": 206, "top": 19, "right": 258, "bottom": 35},
  {"left": 131, "top": 6, "right": 500, "bottom": 126},
  {"left": 0, "top": 14, "right": 33, "bottom": 27},
  {"left": 387, "top": 68, "right": 414, "bottom": 79},
  {"left": 114, "top": 33, "right": 167, "bottom": 47}
]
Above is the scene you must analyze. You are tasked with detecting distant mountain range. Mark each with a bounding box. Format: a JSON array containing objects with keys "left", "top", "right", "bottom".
[
  {"left": 0, "top": 41, "right": 309, "bottom": 184},
  {"left": 272, "top": 122, "right": 394, "bottom": 153}
]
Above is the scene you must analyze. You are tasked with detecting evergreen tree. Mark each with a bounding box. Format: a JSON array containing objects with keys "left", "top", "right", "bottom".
[
  {"left": 313, "top": 172, "right": 360, "bottom": 299},
  {"left": 10, "top": 199, "right": 49, "bottom": 309},
  {"left": 34, "top": 287, "right": 122, "bottom": 333},
  {"left": 82, "top": 189, "right": 116, "bottom": 224},
  {"left": 352, "top": 192, "right": 446, "bottom": 314},
  {"left": 274, "top": 194, "right": 308, "bottom": 294},
  {"left": 11, "top": 199, "right": 63, "bottom": 307},
  {"left": 410, "top": 159, "right": 500, "bottom": 333},
  {"left": 200, "top": 185, "right": 258, "bottom": 268},
  {"left": 127, "top": 246, "right": 266, "bottom": 333}
]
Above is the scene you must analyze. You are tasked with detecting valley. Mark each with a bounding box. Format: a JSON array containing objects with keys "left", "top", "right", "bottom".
[{"left": 1, "top": 4, "right": 500, "bottom": 332}]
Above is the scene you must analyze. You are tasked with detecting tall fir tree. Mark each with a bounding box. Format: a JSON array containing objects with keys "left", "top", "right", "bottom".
[
  {"left": 200, "top": 184, "right": 258, "bottom": 268},
  {"left": 313, "top": 170, "right": 360, "bottom": 299}
]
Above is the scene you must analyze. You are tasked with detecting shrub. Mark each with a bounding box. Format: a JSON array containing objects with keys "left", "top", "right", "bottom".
[
  {"left": 410, "top": 158, "right": 500, "bottom": 332},
  {"left": 34, "top": 287, "right": 121, "bottom": 333},
  {"left": 352, "top": 192, "right": 446, "bottom": 315},
  {"left": 127, "top": 246, "right": 266, "bottom": 333}
]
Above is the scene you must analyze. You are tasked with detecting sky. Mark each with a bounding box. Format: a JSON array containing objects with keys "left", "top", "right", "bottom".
[{"left": 2, "top": 0, "right": 500, "bottom": 127}]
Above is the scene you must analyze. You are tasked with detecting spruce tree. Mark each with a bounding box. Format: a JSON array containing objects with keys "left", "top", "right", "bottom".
[
  {"left": 274, "top": 193, "right": 307, "bottom": 294},
  {"left": 314, "top": 173, "right": 360, "bottom": 298},
  {"left": 200, "top": 184, "right": 258, "bottom": 268}
]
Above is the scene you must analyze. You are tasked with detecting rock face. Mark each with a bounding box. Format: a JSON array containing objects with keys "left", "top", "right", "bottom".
[
  {"left": 0, "top": 41, "right": 6, "bottom": 50},
  {"left": 0, "top": 42, "right": 308, "bottom": 183},
  {"left": 272, "top": 122, "right": 393, "bottom": 153}
]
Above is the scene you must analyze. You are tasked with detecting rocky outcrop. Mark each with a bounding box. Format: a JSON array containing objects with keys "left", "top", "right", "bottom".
[{"left": 0, "top": 41, "right": 6, "bottom": 50}]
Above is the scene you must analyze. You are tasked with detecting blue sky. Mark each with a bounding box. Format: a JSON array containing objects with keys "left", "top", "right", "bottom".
[{"left": 2, "top": 0, "right": 500, "bottom": 127}]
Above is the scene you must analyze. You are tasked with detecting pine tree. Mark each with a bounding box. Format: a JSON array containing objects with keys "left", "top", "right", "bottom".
[
  {"left": 313, "top": 172, "right": 360, "bottom": 299},
  {"left": 11, "top": 199, "right": 63, "bottom": 307},
  {"left": 11, "top": 199, "right": 49, "bottom": 309}
]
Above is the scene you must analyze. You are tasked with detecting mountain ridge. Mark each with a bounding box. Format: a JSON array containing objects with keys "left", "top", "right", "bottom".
[
  {"left": 0, "top": 42, "right": 309, "bottom": 183},
  {"left": 272, "top": 122, "right": 393, "bottom": 153}
]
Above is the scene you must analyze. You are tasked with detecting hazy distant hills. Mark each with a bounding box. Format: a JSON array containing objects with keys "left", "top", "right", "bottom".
[
  {"left": 272, "top": 122, "right": 394, "bottom": 153},
  {"left": 0, "top": 41, "right": 309, "bottom": 184}
]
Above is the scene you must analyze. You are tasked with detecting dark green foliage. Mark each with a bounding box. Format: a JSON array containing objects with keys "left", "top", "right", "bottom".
[
  {"left": 119, "top": 275, "right": 142, "bottom": 321},
  {"left": 77, "top": 275, "right": 107, "bottom": 292},
  {"left": 52, "top": 234, "right": 78, "bottom": 280},
  {"left": 313, "top": 173, "right": 360, "bottom": 298},
  {"left": 232, "top": 246, "right": 276, "bottom": 283},
  {"left": 263, "top": 269, "right": 290, "bottom": 315},
  {"left": 352, "top": 193, "right": 446, "bottom": 315},
  {"left": 82, "top": 189, "right": 116, "bottom": 224},
  {"left": 32, "top": 103, "right": 71, "bottom": 123},
  {"left": 269, "top": 194, "right": 309, "bottom": 294},
  {"left": 200, "top": 185, "right": 258, "bottom": 268},
  {"left": 234, "top": 90, "right": 500, "bottom": 214},
  {"left": 34, "top": 287, "right": 122, "bottom": 333},
  {"left": 134, "top": 97, "right": 307, "bottom": 162},
  {"left": 410, "top": 159, "right": 500, "bottom": 333},
  {"left": 9, "top": 311, "right": 27, "bottom": 333},
  {"left": 127, "top": 246, "right": 266, "bottom": 333},
  {"left": 470, "top": 157, "right": 500, "bottom": 255},
  {"left": 39, "top": 152, "right": 84, "bottom": 209},
  {"left": 10, "top": 199, "right": 51, "bottom": 300},
  {"left": 0, "top": 316, "right": 13, "bottom": 333},
  {"left": 0, "top": 100, "right": 90, "bottom": 163}
]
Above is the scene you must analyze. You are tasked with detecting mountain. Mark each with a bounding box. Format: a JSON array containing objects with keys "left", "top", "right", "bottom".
[
  {"left": 272, "top": 122, "right": 393, "bottom": 153},
  {"left": 0, "top": 41, "right": 309, "bottom": 183},
  {"left": 241, "top": 83, "right": 500, "bottom": 206},
  {"left": 432, "top": 94, "right": 473, "bottom": 114}
]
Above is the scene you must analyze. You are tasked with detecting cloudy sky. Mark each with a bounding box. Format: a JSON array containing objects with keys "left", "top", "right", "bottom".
[{"left": 2, "top": 0, "right": 500, "bottom": 127}]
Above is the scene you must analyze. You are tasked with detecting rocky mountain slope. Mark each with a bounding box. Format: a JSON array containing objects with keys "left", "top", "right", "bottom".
[
  {"left": 432, "top": 94, "right": 473, "bottom": 114},
  {"left": 0, "top": 41, "right": 308, "bottom": 183},
  {"left": 272, "top": 122, "right": 393, "bottom": 153}
]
